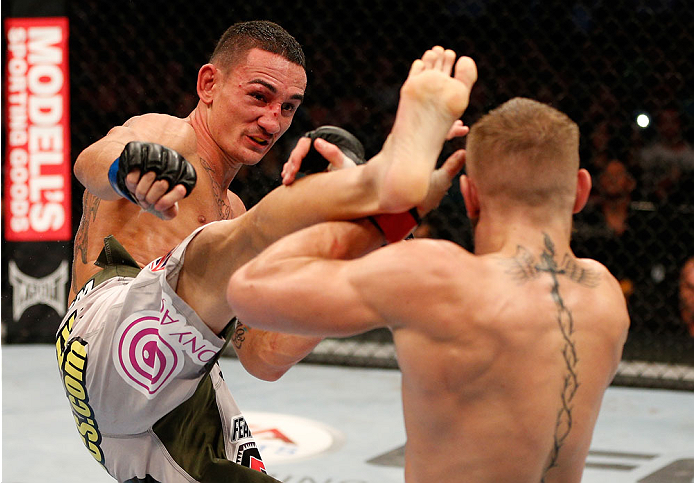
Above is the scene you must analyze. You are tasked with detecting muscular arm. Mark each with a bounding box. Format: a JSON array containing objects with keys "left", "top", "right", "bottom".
[
  {"left": 227, "top": 219, "right": 446, "bottom": 337},
  {"left": 216, "top": 148, "right": 464, "bottom": 379},
  {"left": 74, "top": 114, "right": 195, "bottom": 206}
]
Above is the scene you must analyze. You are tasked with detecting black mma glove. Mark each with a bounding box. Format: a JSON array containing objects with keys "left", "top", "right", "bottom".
[
  {"left": 108, "top": 141, "right": 197, "bottom": 204},
  {"left": 300, "top": 125, "right": 366, "bottom": 175}
]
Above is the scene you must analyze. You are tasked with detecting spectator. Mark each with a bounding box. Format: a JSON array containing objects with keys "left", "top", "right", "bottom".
[
  {"left": 637, "top": 107, "right": 694, "bottom": 203},
  {"left": 572, "top": 158, "right": 679, "bottom": 331},
  {"left": 680, "top": 257, "right": 694, "bottom": 337}
]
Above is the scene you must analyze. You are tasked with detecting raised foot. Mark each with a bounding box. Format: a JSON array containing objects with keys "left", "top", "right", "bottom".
[{"left": 400, "top": 46, "right": 478, "bottom": 121}]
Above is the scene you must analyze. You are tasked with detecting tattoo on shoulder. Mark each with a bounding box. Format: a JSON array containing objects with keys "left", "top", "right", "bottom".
[
  {"left": 72, "top": 191, "right": 100, "bottom": 291},
  {"left": 232, "top": 319, "right": 248, "bottom": 350},
  {"left": 199, "top": 157, "right": 232, "bottom": 220},
  {"left": 502, "top": 237, "right": 598, "bottom": 288}
]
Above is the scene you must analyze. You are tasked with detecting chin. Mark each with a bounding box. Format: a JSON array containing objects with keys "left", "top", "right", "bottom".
[{"left": 239, "top": 151, "right": 265, "bottom": 166}]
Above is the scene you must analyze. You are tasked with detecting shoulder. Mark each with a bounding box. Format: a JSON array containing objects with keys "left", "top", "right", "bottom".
[
  {"left": 121, "top": 113, "right": 197, "bottom": 157},
  {"left": 366, "top": 239, "right": 475, "bottom": 292},
  {"left": 382, "top": 238, "right": 468, "bottom": 264},
  {"left": 576, "top": 257, "right": 617, "bottom": 286},
  {"left": 575, "top": 256, "right": 630, "bottom": 326}
]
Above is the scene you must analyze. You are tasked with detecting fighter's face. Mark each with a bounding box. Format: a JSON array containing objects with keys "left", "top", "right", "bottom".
[{"left": 209, "top": 48, "right": 307, "bottom": 165}]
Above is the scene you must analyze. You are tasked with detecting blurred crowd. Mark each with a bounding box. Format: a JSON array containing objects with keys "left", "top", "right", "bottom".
[{"left": 68, "top": 1, "right": 694, "bottom": 343}]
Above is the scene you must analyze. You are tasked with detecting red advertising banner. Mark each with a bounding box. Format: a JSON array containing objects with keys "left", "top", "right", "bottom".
[{"left": 4, "top": 17, "right": 71, "bottom": 241}]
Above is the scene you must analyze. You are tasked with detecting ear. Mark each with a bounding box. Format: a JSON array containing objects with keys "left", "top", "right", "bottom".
[
  {"left": 197, "top": 64, "right": 217, "bottom": 105},
  {"left": 573, "top": 168, "right": 592, "bottom": 214},
  {"left": 460, "top": 174, "right": 480, "bottom": 220}
]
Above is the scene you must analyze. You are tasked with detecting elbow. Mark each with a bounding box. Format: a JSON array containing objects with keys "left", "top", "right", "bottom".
[
  {"left": 249, "top": 365, "right": 289, "bottom": 382},
  {"left": 241, "top": 360, "right": 287, "bottom": 382},
  {"left": 73, "top": 151, "right": 88, "bottom": 185},
  {"left": 236, "top": 345, "right": 292, "bottom": 382}
]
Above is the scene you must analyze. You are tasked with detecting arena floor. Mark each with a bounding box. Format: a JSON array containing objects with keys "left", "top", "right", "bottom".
[{"left": 3, "top": 344, "right": 694, "bottom": 483}]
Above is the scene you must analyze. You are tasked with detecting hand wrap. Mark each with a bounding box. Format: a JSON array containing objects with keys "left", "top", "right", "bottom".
[
  {"left": 108, "top": 141, "right": 197, "bottom": 204},
  {"left": 300, "top": 125, "right": 366, "bottom": 175}
]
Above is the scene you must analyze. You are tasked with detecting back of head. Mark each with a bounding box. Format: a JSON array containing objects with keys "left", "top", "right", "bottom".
[
  {"left": 210, "top": 20, "right": 306, "bottom": 72},
  {"left": 466, "top": 97, "right": 580, "bottom": 210}
]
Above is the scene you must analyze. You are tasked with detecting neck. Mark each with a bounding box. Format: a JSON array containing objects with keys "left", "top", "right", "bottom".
[
  {"left": 186, "top": 104, "right": 241, "bottom": 188},
  {"left": 471, "top": 210, "right": 573, "bottom": 257}
]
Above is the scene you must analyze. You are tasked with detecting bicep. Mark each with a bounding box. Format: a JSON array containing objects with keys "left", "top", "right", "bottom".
[{"left": 230, "top": 239, "right": 434, "bottom": 337}]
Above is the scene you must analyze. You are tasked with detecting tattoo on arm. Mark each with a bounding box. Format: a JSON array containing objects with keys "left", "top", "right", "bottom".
[
  {"left": 501, "top": 234, "right": 592, "bottom": 481},
  {"left": 72, "top": 191, "right": 100, "bottom": 291},
  {"left": 232, "top": 319, "right": 248, "bottom": 350}
]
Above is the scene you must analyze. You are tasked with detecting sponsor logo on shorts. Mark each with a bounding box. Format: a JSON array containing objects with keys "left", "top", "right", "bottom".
[
  {"left": 147, "top": 250, "right": 173, "bottom": 272},
  {"left": 68, "top": 279, "right": 95, "bottom": 311},
  {"left": 235, "top": 442, "right": 266, "bottom": 473},
  {"left": 113, "top": 293, "right": 219, "bottom": 398},
  {"left": 231, "top": 416, "right": 252, "bottom": 442},
  {"left": 56, "top": 311, "right": 105, "bottom": 466}
]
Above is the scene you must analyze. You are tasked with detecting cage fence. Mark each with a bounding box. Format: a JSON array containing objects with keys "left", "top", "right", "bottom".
[{"left": 64, "top": 0, "right": 694, "bottom": 390}]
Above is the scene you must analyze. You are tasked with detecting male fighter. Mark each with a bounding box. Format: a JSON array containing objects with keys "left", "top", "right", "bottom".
[
  {"left": 228, "top": 97, "right": 630, "bottom": 483},
  {"left": 56, "top": 18, "right": 478, "bottom": 482}
]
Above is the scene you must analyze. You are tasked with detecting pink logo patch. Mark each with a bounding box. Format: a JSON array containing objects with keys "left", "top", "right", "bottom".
[{"left": 114, "top": 313, "right": 183, "bottom": 398}]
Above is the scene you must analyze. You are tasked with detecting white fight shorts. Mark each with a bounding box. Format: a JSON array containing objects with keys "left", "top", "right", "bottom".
[{"left": 56, "top": 224, "right": 277, "bottom": 483}]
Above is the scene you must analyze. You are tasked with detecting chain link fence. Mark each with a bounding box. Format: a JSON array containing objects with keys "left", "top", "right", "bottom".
[{"left": 66, "top": 0, "right": 694, "bottom": 389}]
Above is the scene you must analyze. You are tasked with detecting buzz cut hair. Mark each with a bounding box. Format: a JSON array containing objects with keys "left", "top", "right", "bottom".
[{"left": 210, "top": 20, "right": 306, "bottom": 71}]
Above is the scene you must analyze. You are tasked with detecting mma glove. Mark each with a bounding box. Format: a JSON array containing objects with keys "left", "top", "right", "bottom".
[
  {"left": 108, "top": 141, "right": 197, "bottom": 204},
  {"left": 300, "top": 125, "right": 419, "bottom": 243},
  {"left": 300, "top": 125, "right": 366, "bottom": 175}
]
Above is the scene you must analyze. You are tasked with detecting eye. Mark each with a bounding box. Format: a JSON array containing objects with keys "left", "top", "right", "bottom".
[
  {"left": 282, "top": 102, "right": 298, "bottom": 113},
  {"left": 250, "top": 93, "right": 266, "bottom": 102}
]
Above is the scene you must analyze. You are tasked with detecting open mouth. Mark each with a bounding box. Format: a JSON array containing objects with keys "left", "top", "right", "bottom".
[{"left": 249, "top": 135, "right": 269, "bottom": 146}]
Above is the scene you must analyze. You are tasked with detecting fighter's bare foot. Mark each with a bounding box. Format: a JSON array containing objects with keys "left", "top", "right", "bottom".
[
  {"left": 372, "top": 47, "right": 477, "bottom": 211},
  {"left": 402, "top": 46, "right": 477, "bottom": 120}
]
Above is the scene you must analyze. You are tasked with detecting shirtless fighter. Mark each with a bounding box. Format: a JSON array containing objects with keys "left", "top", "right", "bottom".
[
  {"left": 228, "top": 97, "right": 630, "bottom": 483},
  {"left": 55, "top": 18, "right": 478, "bottom": 483}
]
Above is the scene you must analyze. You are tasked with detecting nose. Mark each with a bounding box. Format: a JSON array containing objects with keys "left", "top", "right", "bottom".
[{"left": 257, "top": 103, "right": 282, "bottom": 135}]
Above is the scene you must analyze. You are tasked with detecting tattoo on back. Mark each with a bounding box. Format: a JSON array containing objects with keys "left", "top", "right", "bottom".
[
  {"left": 72, "top": 191, "right": 100, "bottom": 291},
  {"left": 502, "top": 234, "right": 597, "bottom": 481}
]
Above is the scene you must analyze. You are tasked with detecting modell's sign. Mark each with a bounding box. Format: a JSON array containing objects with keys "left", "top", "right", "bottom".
[{"left": 4, "top": 17, "right": 71, "bottom": 241}]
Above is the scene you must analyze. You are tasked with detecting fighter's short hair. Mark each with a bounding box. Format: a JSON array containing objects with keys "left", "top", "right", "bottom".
[{"left": 210, "top": 20, "right": 306, "bottom": 70}]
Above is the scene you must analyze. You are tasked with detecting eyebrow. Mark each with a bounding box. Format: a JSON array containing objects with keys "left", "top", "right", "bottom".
[{"left": 248, "top": 79, "right": 304, "bottom": 103}]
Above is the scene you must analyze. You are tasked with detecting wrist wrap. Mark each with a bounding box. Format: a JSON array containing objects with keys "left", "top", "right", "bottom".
[
  {"left": 108, "top": 157, "right": 137, "bottom": 203},
  {"left": 369, "top": 208, "right": 421, "bottom": 243}
]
